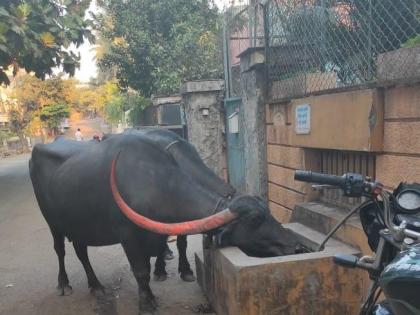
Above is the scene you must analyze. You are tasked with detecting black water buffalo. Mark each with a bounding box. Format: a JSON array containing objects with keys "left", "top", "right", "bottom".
[
  {"left": 122, "top": 128, "right": 236, "bottom": 282},
  {"left": 29, "top": 129, "right": 297, "bottom": 314}
]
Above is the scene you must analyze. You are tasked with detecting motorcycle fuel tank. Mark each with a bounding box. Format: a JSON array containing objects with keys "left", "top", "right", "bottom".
[{"left": 380, "top": 244, "right": 420, "bottom": 315}]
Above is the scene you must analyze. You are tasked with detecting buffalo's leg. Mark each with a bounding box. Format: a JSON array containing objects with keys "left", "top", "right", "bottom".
[
  {"left": 163, "top": 243, "right": 174, "bottom": 260},
  {"left": 177, "top": 235, "right": 195, "bottom": 282},
  {"left": 122, "top": 241, "right": 157, "bottom": 314},
  {"left": 153, "top": 247, "right": 168, "bottom": 282},
  {"left": 51, "top": 229, "right": 72, "bottom": 296},
  {"left": 73, "top": 242, "right": 104, "bottom": 294}
]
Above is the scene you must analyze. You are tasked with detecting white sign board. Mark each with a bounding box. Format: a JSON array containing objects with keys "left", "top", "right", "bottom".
[
  {"left": 295, "top": 104, "right": 311, "bottom": 134},
  {"left": 228, "top": 112, "right": 239, "bottom": 134}
]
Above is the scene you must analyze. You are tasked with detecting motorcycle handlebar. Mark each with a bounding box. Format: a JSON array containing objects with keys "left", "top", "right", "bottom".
[
  {"left": 294, "top": 171, "right": 347, "bottom": 187},
  {"left": 294, "top": 170, "right": 382, "bottom": 198}
]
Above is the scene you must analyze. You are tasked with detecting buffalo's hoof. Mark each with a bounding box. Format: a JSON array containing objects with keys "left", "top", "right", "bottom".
[
  {"left": 153, "top": 274, "right": 167, "bottom": 282},
  {"left": 139, "top": 299, "right": 158, "bottom": 315},
  {"left": 180, "top": 272, "right": 196, "bottom": 282},
  {"left": 56, "top": 284, "right": 73, "bottom": 296},
  {"left": 90, "top": 285, "right": 106, "bottom": 297}
]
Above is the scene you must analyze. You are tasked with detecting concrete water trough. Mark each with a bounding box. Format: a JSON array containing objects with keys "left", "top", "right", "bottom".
[{"left": 195, "top": 222, "right": 364, "bottom": 315}]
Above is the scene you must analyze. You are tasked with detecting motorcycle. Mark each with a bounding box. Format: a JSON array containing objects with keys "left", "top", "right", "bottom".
[{"left": 294, "top": 171, "right": 420, "bottom": 315}]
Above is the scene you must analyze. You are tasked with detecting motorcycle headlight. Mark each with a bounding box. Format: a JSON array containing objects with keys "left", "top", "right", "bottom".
[{"left": 396, "top": 189, "right": 420, "bottom": 213}]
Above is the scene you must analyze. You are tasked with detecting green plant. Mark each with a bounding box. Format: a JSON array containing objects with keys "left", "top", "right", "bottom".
[
  {"left": 96, "top": 0, "right": 222, "bottom": 96},
  {"left": 402, "top": 35, "right": 420, "bottom": 48},
  {"left": 104, "top": 89, "right": 150, "bottom": 125},
  {"left": 0, "top": 0, "right": 94, "bottom": 85},
  {"left": 0, "top": 129, "right": 10, "bottom": 143},
  {"left": 39, "top": 103, "right": 70, "bottom": 135}
]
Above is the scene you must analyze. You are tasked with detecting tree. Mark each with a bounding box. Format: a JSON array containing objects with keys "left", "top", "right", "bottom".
[
  {"left": 8, "top": 107, "right": 29, "bottom": 149},
  {"left": 95, "top": 79, "right": 120, "bottom": 117},
  {"left": 103, "top": 85, "right": 150, "bottom": 125},
  {"left": 96, "top": 0, "right": 222, "bottom": 96},
  {"left": 7, "top": 73, "right": 73, "bottom": 139},
  {"left": 39, "top": 103, "right": 70, "bottom": 135},
  {"left": 7, "top": 72, "right": 42, "bottom": 148},
  {"left": 0, "top": 0, "right": 94, "bottom": 85},
  {"left": 0, "top": 129, "right": 10, "bottom": 149}
]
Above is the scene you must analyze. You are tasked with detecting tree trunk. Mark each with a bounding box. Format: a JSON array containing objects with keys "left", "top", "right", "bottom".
[
  {"left": 17, "top": 131, "right": 28, "bottom": 152},
  {"left": 1, "top": 139, "right": 8, "bottom": 156},
  {"left": 39, "top": 125, "right": 45, "bottom": 144}
]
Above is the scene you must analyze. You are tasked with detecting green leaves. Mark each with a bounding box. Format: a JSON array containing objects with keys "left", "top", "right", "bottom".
[
  {"left": 39, "top": 103, "right": 70, "bottom": 130},
  {"left": 96, "top": 0, "right": 222, "bottom": 96},
  {"left": 103, "top": 83, "right": 150, "bottom": 125},
  {"left": 402, "top": 35, "right": 420, "bottom": 48},
  {"left": 0, "top": 0, "right": 95, "bottom": 85}
]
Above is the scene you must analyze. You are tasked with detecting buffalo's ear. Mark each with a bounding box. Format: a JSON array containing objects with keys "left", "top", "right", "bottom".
[
  {"left": 254, "top": 195, "right": 270, "bottom": 213},
  {"left": 229, "top": 195, "right": 265, "bottom": 217}
]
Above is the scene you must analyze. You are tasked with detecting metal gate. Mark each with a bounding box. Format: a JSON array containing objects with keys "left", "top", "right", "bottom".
[{"left": 225, "top": 97, "right": 245, "bottom": 192}]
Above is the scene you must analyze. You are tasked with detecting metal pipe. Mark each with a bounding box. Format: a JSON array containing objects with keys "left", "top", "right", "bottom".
[{"left": 223, "top": 15, "right": 231, "bottom": 99}]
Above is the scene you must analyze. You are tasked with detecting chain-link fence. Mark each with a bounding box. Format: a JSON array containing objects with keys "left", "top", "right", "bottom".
[
  {"left": 265, "top": 0, "right": 420, "bottom": 101},
  {"left": 223, "top": 0, "right": 265, "bottom": 97}
]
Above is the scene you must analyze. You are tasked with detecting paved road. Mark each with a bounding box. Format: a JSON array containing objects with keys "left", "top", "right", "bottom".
[
  {"left": 65, "top": 117, "right": 111, "bottom": 141},
  {"left": 0, "top": 154, "right": 213, "bottom": 315}
]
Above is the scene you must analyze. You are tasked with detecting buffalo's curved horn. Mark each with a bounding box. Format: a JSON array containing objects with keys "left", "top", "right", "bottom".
[{"left": 110, "top": 157, "right": 237, "bottom": 235}]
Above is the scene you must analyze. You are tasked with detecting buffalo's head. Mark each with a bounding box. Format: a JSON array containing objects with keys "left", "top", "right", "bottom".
[
  {"left": 213, "top": 195, "right": 298, "bottom": 257},
  {"left": 110, "top": 158, "right": 298, "bottom": 257}
]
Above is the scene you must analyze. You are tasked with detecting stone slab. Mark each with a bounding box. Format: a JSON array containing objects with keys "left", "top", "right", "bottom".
[
  {"left": 151, "top": 94, "right": 182, "bottom": 106},
  {"left": 292, "top": 202, "right": 370, "bottom": 253},
  {"left": 288, "top": 89, "right": 384, "bottom": 151},
  {"left": 383, "top": 121, "right": 420, "bottom": 154},
  {"left": 378, "top": 45, "right": 420, "bottom": 82},
  {"left": 384, "top": 84, "right": 420, "bottom": 119},
  {"left": 196, "top": 223, "right": 363, "bottom": 315},
  {"left": 180, "top": 80, "right": 224, "bottom": 94}
]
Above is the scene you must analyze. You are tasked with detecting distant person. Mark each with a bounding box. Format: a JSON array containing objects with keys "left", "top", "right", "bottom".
[
  {"left": 93, "top": 135, "right": 100, "bottom": 142},
  {"left": 75, "top": 128, "right": 83, "bottom": 141}
]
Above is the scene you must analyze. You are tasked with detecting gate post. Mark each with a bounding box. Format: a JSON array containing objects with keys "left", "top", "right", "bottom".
[
  {"left": 180, "top": 80, "right": 227, "bottom": 179},
  {"left": 238, "top": 47, "right": 268, "bottom": 199}
]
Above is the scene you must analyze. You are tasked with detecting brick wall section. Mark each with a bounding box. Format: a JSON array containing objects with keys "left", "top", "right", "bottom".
[
  {"left": 268, "top": 201, "right": 293, "bottom": 223},
  {"left": 268, "top": 164, "right": 306, "bottom": 192},
  {"left": 266, "top": 102, "right": 316, "bottom": 223},
  {"left": 376, "top": 155, "right": 420, "bottom": 188},
  {"left": 383, "top": 121, "right": 420, "bottom": 154},
  {"left": 267, "top": 145, "right": 304, "bottom": 170},
  {"left": 384, "top": 85, "right": 420, "bottom": 119},
  {"left": 266, "top": 83, "right": 420, "bottom": 222},
  {"left": 377, "top": 84, "right": 420, "bottom": 187}
]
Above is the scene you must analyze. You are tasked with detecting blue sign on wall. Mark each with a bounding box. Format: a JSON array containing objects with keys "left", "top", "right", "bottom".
[{"left": 295, "top": 104, "right": 311, "bottom": 134}]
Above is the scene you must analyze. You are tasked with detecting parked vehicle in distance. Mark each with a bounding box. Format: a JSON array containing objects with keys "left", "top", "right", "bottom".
[
  {"left": 62, "top": 118, "right": 70, "bottom": 129},
  {"left": 59, "top": 119, "right": 70, "bottom": 134},
  {"left": 295, "top": 170, "right": 420, "bottom": 315}
]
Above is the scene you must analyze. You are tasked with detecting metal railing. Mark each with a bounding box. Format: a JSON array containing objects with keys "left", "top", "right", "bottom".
[{"left": 265, "top": 0, "right": 420, "bottom": 101}]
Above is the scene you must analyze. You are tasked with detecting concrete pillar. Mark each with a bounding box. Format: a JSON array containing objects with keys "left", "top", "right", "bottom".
[
  {"left": 239, "top": 47, "right": 268, "bottom": 198},
  {"left": 180, "top": 80, "right": 227, "bottom": 178}
]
